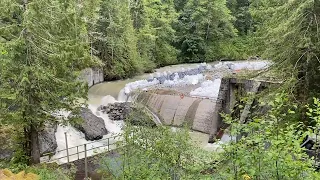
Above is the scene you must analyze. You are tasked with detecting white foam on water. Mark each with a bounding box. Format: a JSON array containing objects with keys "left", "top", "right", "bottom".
[
  {"left": 88, "top": 104, "right": 123, "bottom": 135},
  {"left": 214, "top": 60, "right": 271, "bottom": 71},
  {"left": 50, "top": 125, "right": 107, "bottom": 164},
  {"left": 101, "top": 95, "right": 117, "bottom": 106},
  {"left": 49, "top": 97, "right": 123, "bottom": 164},
  {"left": 190, "top": 79, "right": 221, "bottom": 99},
  {"left": 163, "top": 74, "right": 205, "bottom": 87}
]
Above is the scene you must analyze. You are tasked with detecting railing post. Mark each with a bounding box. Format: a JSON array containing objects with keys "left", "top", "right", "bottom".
[
  {"left": 77, "top": 146, "right": 79, "bottom": 160},
  {"left": 84, "top": 144, "right": 88, "bottom": 179},
  {"left": 108, "top": 138, "right": 110, "bottom": 151},
  {"left": 64, "top": 132, "right": 69, "bottom": 163}
]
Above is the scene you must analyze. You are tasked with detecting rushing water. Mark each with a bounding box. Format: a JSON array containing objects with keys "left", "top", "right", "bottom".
[
  {"left": 49, "top": 61, "right": 269, "bottom": 163},
  {"left": 87, "top": 63, "right": 221, "bottom": 151},
  {"left": 88, "top": 63, "right": 201, "bottom": 102},
  {"left": 45, "top": 63, "right": 211, "bottom": 164}
]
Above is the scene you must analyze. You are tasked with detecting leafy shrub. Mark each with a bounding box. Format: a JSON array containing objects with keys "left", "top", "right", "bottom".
[{"left": 216, "top": 93, "right": 320, "bottom": 179}]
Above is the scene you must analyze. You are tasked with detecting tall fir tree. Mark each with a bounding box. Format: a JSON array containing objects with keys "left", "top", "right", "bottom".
[
  {"left": 251, "top": 0, "right": 319, "bottom": 124},
  {"left": 0, "top": 0, "right": 100, "bottom": 164},
  {"left": 175, "top": 0, "right": 236, "bottom": 62},
  {"left": 94, "top": 0, "right": 141, "bottom": 80},
  {"left": 130, "top": 0, "right": 178, "bottom": 68},
  {"left": 227, "top": 0, "right": 252, "bottom": 35}
]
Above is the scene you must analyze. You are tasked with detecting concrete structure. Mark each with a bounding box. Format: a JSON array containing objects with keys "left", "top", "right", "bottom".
[
  {"left": 80, "top": 68, "right": 104, "bottom": 87},
  {"left": 137, "top": 78, "right": 279, "bottom": 143},
  {"left": 136, "top": 78, "right": 230, "bottom": 136}
]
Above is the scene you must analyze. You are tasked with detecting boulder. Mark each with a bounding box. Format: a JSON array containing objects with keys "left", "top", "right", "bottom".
[
  {"left": 72, "top": 108, "right": 108, "bottom": 141},
  {"left": 39, "top": 123, "right": 58, "bottom": 156}
]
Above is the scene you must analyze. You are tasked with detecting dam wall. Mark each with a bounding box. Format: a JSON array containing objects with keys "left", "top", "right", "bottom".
[{"left": 137, "top": 79, "right": 230, "bottom": 135}]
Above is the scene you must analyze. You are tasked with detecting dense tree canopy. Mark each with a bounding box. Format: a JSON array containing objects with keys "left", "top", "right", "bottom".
[
  {"left": 251, "top": 0, "right": 319, "bottom": 107},
  {"left": 175, "top": 0, "right": 236, "bottom": 62},
  {"left": 94, "top": 0, "right": 141, "bottom": 80},
  {"left": 0, "top": 0, "right": 100, "bottom": 164},
  {"left": 1, "top": 0, "right": 320, "bottom": 175}
]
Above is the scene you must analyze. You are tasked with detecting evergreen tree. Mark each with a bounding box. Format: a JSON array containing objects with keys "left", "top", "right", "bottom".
[
  {"left": 227, "top": 0, "right": 253, "bottom": 35},
  {"left": 175, "top": 0, "right": 236, "bottom": 62},
  {"left": 94, "top": 0, "right": 141, "bottom": 80},
  {"left": 251, "top": 0, "right": 319, "bottom": 124},
  {"left": 130, "top": 0, "right": 178, "bottom": 68},
  {"left": 0, "top": 0, "right": 100, "bottom": 164},
  {"left": 174, "top": 0, "right": 188, "bottom": 12}
]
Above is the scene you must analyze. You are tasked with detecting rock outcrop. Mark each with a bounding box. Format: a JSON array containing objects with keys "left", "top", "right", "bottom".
[
  {"left": 39, "top": 123, "right": 58, "bottom": 156},
  {"left": 72, "top": 108, "right": 108, "bottom": 141}
]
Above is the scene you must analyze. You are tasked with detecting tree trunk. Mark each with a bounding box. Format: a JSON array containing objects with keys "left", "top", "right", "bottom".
[{"left": 30, "top": 125, "right": 40, "bottom": 164}]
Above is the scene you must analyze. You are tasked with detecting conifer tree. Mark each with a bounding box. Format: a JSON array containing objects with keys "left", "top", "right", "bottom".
[
  {"left": 0, "top": 0, "right": 100, "bottom": 164},
  {"left": 94, "top": 0, "right": 141, "bottom": 80},
  {"left": 130, "top": 0, "right": 178, "bottom": 67},
  {"left": 175, "top": 0, "right": 236, "bottom": 62},
  {"left": 227, "top": 0, "right": 253, "bottom": 35},
  {"left": 251, "top": 0, "right": 319, "bottom": 124}
]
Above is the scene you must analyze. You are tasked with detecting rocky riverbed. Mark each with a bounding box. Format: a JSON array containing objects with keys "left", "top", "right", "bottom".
[
  {"left": 97, "top": 102, "right": 156, "bottom": 127},
  {"left": 97, "top": 102, "right": 132, "bottom": 121}
]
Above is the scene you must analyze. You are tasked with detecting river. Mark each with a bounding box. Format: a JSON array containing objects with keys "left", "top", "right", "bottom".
[
  {"left": 49, "top": 61, "right": 269, "bottom": 164},
  {"left": 87, "top": 63, "right": 218, "bottom": 150}
]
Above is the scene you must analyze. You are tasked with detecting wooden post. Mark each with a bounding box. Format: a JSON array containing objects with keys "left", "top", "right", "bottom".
[
  {"left": 64, "top": 132, "right": 69, "bottom": 163},
  {"left": 84, "top": 144, "right": 88, "bottom": 179}
]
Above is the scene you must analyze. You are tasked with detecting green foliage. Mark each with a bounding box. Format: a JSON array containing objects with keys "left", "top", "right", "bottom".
[
  {"left": 126, "top": 104, "right": 157, "bottom": 127},
  {"left": 227, "top": 0, "right": 253, "bottom": 35},
  {"left": 250, "top": 0, "right": 320, "bottom": 100},
  {"left": 27, "top": 164, "right": 73, "bottom": 180},
  {"left": 175, "top": 0, "right": 237, "bottom": 62},
  {"left": 214, "top": 36, "right": 255, "bottom": 60},
  {"left": 99, "top": 125, "right": 216, "bottom": 179},
  {"left": 130, "top": 0, "right": 179, "bottom": 68},
  {"left": 216, "top": 93, "right": 320, "bottom": 179},
  {"left": 0, "top": 0, "right": 100, "bottom": 164},
  {"left": 94, "top": 0, "right": 141, "bottom": 80}
]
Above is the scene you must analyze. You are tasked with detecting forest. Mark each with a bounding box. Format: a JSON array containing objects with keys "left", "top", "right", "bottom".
[{"left": 0, "top": 0, "right": 320, "bottom": 179}]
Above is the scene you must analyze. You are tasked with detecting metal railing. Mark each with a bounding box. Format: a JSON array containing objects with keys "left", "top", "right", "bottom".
[{"left": 41, "top": 133, "right": 121, "bottom": 164}]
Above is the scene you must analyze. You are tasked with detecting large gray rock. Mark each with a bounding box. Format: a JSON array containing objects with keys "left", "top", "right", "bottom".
[
  {"left": 73, "top": 108, "right": 108, "bottom": 141},
  {"left": 39, "top": 124, "right": 58, "bottom": 156}
]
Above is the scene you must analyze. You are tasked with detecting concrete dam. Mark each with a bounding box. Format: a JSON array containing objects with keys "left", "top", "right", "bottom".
[{"left": 136, "top": 77, "right": 275, "bottom": 142}]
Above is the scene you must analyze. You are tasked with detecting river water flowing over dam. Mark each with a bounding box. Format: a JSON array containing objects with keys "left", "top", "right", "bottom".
[{"left": 46, "top": 61, "right": 270, "bottom": 164}]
